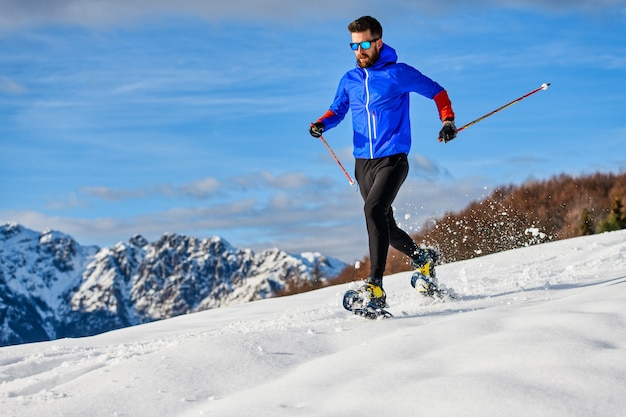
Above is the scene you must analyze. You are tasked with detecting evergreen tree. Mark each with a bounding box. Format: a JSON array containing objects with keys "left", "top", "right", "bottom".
[
  {"left": 616, "top": 197, "right": 626, "bottom": 228},
  {"left": 579, "top": 208, "right": 594, "bottom": 236},
  {"left": 597, "top": 196, "right": 625, "bottom": 233}
]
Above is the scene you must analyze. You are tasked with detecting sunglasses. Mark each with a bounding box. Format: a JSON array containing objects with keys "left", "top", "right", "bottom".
[{"left": 349, "top": 38, "right": 380, "bottom": 51}]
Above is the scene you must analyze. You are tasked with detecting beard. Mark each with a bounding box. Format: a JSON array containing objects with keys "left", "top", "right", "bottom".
[{"left": 356, "top": 48, "right": 380, "bottom": 68}]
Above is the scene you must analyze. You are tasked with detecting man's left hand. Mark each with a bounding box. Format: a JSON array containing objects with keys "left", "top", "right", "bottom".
[{"left": 438, "top": 120, "right": 457, "bottom": 143}]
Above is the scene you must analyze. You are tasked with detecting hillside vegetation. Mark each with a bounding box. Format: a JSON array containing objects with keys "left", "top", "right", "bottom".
[{"left": 328, "top": 171, "right": 626, "bottom": 286}]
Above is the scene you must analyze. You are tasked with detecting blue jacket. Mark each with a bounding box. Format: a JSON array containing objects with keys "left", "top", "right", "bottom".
[{"left": 318, "top": 44, "right": 454, "bottom": 159}]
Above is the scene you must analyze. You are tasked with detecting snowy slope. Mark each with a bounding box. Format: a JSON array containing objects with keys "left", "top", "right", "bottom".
[{"left": 1, "top": 230, "right": 625, "bottom": 417}]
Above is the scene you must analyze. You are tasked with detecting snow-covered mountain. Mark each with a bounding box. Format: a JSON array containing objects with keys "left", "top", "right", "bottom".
[
  {"left": 1, "top": 229, "right": 625, "bottom": 417},
  {"left": 0, "top": 223, "right": 346, "bottom": 346}
]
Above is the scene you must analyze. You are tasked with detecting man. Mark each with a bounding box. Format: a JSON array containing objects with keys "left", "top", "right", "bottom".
[{"left": 309, "top": 16, "right": 457, "bottom": 307}]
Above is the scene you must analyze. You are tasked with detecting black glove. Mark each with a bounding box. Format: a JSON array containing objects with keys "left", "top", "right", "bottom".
[
  {"left": 438, "top": 120, "right": 457, "bottom": 143},
  {"left": 309, "top": 122, "right": 324, "bottom": 138}
]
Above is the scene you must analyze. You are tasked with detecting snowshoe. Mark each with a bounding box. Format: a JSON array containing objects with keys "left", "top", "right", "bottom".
[
  {"left": 410, "top": 248, "right": 457, "bottom": 300},
  {"left": 343, "top": 289, "right": 393, "bottom": 320},
  {"left": 410, "top": 272, "right": 457, "bottom": 300}
]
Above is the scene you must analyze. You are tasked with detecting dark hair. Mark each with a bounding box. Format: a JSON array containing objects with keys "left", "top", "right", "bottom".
[{"left": 348, "top": 16, "right": 383, "bottom": 38}]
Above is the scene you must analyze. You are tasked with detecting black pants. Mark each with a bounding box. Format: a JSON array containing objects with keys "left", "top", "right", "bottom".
[{"left": 355, "top": 153, "right": 420, "bottom": 279}]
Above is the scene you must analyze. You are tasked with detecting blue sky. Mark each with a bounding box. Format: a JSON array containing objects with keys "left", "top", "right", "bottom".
[{"left": 1, "top": 1, "right": 625, "bottom": 262}]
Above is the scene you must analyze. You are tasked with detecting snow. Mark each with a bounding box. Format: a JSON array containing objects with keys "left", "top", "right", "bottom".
[{"left": 2, "top": 230, "right": 626, "bottom": 417}]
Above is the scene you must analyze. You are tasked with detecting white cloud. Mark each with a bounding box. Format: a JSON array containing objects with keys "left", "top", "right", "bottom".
[
  {"left": 0, "top": 77, "right": 27, "bottom": 95},
  {"left": 179, "top": 177, "right": 221, "bottom": 198},
  {"left": 67, "top": 172, "right": 335, "bottom": 206},
  {"left": 231, "top": 172, "right": 334, "bottom": 191},
  {"left": 45, "top": 192, "right": 90, "bottom": 210},
  {"left": 79, "top": 186, "right": 150, "bottom": 201},
  {"left": 0, "top": 0, "right": 623, "bottom": 30},
  {"left": 1, "top": 174, "right": 491, "bottom": 262},
  {"left": 410, "top": 153, "right": 452, "bottom": 180},
  {"left": 75, "top": 177, "right": 222, "bottom": 202}
]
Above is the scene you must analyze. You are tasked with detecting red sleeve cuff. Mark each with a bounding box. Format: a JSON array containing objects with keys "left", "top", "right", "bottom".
[
  {"left": 433, "top": 90, "right": 455, "bottom": 121},
  {"left": 316, "top": 110, "right": 336, "bottom": 124}
]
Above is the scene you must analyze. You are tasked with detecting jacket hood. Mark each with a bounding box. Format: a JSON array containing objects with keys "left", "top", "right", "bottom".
[{"left": 357, "top": 43, "right": 398, "bottom": 69}]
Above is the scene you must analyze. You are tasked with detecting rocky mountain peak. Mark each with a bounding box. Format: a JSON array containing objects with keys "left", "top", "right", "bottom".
[{"left": 0, "top": 223, "right": 346, "bottom": 346}]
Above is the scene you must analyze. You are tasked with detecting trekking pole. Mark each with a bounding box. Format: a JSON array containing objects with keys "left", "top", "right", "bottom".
[
  {"left": 441, "top": 83, "right": 550, "bottom": 142},
  {"left": 319, "top": 135, "right": 355, "bottom": 186}
]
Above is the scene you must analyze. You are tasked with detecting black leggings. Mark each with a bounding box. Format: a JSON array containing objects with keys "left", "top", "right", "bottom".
[{"left": 355, "top": 154, "right": 420, "bottom": 279}]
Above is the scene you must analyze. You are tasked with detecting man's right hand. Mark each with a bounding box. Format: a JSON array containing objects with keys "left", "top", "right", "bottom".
[{"left": 309, "top": 122, "right": 324, "bottom": 138}]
